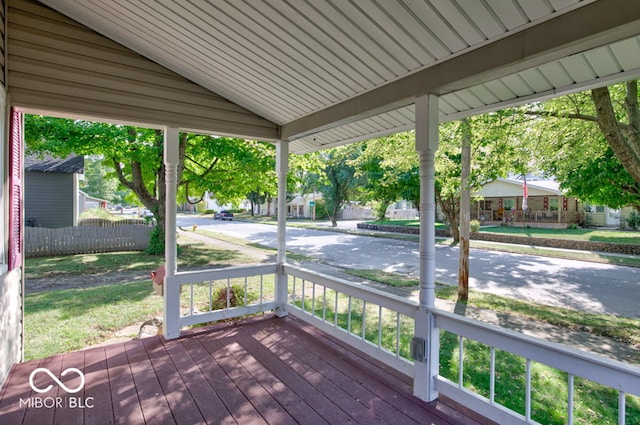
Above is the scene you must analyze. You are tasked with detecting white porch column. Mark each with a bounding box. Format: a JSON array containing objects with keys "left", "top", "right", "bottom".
[
  {"left": 275, "top": 140, "right": 289, "bottom": 317},
  {"left": 163, "top": 127, "right": 180, "bottom": 339},
  {"left": 413, "top": 94, "right": 439, "bottom": 401}
]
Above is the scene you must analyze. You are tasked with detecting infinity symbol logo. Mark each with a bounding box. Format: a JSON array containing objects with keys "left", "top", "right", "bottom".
[{"left": 29, "top": 368, "right": 85, "bottom": 394}]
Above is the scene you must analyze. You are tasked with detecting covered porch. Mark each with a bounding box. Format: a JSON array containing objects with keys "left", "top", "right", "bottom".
[
  {"left": 0, "top": 315, "right": 493, "bottom": 425},
  {"left": 2, "top": 1, "right": 640, "bottom": 424}
]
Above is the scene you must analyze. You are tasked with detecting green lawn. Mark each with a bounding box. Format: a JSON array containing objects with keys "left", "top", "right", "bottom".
[
  {"left": 366, "top": 219, "right": 640, "bottom": 244},
  {"left": 366, "top": 219, "right": 453, "bottom": 229},
  {"left": 345, "top": 269, "right": 640, "bottom": 349},
  {"left": 23, "top": 235, "right": 260, "bottom": 359},
  {"left": 480, "top": 226, "right": 640, "bottom": 244},
  {"left": 25, "top": 281, "right": 162, "bottom": 360},
  {"left": 25, "top": 235, "right": 256, "bottom": 279}
]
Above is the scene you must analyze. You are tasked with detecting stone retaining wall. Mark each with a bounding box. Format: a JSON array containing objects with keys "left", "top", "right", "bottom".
[{"left": 357, "top": 223, "right": 640, "bottom": 256}]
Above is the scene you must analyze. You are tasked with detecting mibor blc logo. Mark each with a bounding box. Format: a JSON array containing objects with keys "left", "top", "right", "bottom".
[
  {"left": 19, "top": 367, "right": 94, "bottom": 409},
  {"left": 29, "top": 367, "right": 85, "bottom": 393}
]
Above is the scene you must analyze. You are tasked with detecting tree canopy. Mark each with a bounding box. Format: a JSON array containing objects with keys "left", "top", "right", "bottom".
[
  {"left": 525, "top": 81, "right": 640, "bottom": 211},
  {"left": 25, "top": 115, "right": 277, "bottom": 252}
]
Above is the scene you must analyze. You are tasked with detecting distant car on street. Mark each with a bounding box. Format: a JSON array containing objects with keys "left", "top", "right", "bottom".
[
  {"left": 214, "top": 210, "right": 234, "bottom": 220},
  {"left": 140, "top": 209, "right": 154, "bottom": 218}
]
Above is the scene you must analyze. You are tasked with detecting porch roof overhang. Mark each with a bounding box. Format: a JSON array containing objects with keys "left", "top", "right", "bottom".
[{"left": 30, "top": 0, "right": 640, "bottom": 154}]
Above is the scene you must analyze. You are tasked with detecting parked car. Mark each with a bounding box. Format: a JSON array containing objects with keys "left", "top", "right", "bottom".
[
  {"left": 140, "top": 209, "right": 154, "bottom": 218},
  {"left": 214, "top": 210, "right": 234, "bottom": 220}
]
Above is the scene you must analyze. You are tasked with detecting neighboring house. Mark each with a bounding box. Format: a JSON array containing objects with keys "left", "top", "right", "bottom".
[
  {"left": 472, "top": 177, "right": 583, "bottom": 228},
  {"left": 201, "top": 191, "right": 234, "bottom": 213},
  {"left": 24, "top": 153, "right": 84, "bottom": 228},
  {"left": 78, "top": 190, "right": 108, "bottom": 215},
  {"left": 286, "top": 193, "right": 322, "bottom": 218},
  {"left": 386, "top": 200, "right": 419, "bottom": 220},
  {"left": 586, "top": 205, "right": 635, "bottom": 227}
]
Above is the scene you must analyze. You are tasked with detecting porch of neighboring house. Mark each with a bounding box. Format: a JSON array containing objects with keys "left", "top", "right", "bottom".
[
  {"left": 0, "top": 315, "right": 493, "bottom": 425},
  {"left": 471, "top": 178, "right": 584, "bottom": 229}
]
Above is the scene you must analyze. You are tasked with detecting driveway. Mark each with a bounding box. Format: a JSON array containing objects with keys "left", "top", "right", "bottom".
[{"left": 177, "top": 216, "right": 640, "bottom": 318}]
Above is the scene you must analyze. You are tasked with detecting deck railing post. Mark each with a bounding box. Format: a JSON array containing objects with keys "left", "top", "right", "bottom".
[
  {"left": 276, "top": 140, "right": 289, "bottom": 317},
  {"left": 413, "top": 94, "right": 439, "bottom": 401},
  {"left": 163, "top": 127, "right": 181, "bottom": 339}
]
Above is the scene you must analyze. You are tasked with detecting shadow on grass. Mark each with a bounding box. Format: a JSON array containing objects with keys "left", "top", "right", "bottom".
[
  {"left": 178, "top": 244, "right": 251, "bottom": 266},
  {"left": 25, "top": 280, "right": 156, "bottom": 316},
  {"left": 25, "top": 251, "right": 161, "bottom": 278}
]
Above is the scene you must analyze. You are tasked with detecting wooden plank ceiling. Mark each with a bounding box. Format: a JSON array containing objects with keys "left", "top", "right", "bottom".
[{"left": 37, "top": 0, "right": 640, "bottom": 153}]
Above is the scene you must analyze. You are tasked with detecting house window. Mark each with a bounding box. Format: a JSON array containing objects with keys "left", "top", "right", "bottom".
[
  {"left": 549, "top": 198, "right": 559, "bottom": 211},
  {"left": 504, "top": 198, "right": 515, "bottom": 210}
]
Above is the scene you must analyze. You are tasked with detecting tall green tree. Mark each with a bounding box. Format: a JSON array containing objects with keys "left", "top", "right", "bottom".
[
  {"left": 81, "top": 155, "right": 120, "bottom": 201},
  {"left": 437, "top": 111, "right": 522, "bottom": 242},
  {"left": 25, "top": 116, "right": 276, "bottom": 253},
  {"left": 526, "top": 80, "right": 640, "bottom": 211},
  {"left": 353, "top": 133, "right": 417, "bottom": 219},
  {"left": 311, "top": 145, "right": 365, "bottom": 227}
]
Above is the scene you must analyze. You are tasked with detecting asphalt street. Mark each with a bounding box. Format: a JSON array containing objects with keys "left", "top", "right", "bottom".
[{"left": 177, "top": 215, "right": 640, "bottom": 318}]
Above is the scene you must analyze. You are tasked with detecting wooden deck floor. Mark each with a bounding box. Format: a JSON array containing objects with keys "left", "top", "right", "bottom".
[{"left": 0, "top": 315, "right": 495, "bottom": 425}]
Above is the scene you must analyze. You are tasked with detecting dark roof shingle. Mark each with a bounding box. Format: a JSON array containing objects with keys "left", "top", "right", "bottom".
[{"left": 24, "top": 153, "right": 84, "bottom": 173}]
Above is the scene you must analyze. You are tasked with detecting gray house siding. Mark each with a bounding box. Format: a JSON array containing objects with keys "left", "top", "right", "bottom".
[{"left": 25, "top": 172, "right": 76, "bottom": 228}]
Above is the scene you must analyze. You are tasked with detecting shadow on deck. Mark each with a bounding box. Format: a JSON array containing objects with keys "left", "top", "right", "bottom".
[{"left": 0, "top": 315, "right": 495, "bottom": 425}]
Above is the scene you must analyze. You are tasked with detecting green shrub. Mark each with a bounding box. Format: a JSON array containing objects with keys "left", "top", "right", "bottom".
[
  {"left": 312, "top": 198, "right": 329, "bottom": 220},
  {"left": 211, "top": 284, "right": 249, "bottom": 310},
  {"left": 470, "top": 220, "right": 480, "bottom": 232},
  {"left": 626, "top": 211, "right": 640, "bottom": 230},
  {"left": 145, "top": 226, "right": 165, "bottom": 255}
]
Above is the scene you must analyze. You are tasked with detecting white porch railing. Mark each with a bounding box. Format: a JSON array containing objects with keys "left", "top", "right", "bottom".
[
  {"left": 280, "top": 265, "right": 640, "bottom": 425},
  {"left": 168, "top": 263, "right": 640, "bottom": 424},
  {"left": 283, "top": 264, "right": 416, "bottom": 376},
  {"left": 175, "top": 263, "right": 278, "bottom": 327},
  {"left": 434, "top": 310, "right": 640, "bottom": 425}
]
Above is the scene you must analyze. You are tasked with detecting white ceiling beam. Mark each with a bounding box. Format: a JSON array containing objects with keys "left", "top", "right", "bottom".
[{"left": 281, "top": 0, "right": 640, "bottom": 141}]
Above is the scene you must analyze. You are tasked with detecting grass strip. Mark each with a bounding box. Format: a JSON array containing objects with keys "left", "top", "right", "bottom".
[{"left": 344, "top": 268, "right": 640, "bottom": 347}]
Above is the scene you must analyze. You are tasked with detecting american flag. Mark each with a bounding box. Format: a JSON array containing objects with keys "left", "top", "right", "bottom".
[{"left": 522, "top": 177, "right": 528, "bottom": 210}]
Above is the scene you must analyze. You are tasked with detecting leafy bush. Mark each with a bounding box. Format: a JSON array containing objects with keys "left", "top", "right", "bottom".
[
  {"left": 312, "top": 198, "right": 329, "bottom": 220},
  {"left": 145, "top": 226, "right": 165, "bottom": 255},
  {"left": 470, "top": 220, "right": 480, "bottom": 232},
  {"left": 626, "top": 211, "right": 640, "bottom": 230},
  {"left": 211, "top": 284, "right": 251, "bottom": 310}
]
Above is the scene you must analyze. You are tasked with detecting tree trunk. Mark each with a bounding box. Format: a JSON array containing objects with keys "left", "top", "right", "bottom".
[
  {"left": 592, "top": 82, "right": 640, "bottom": 186},
  {"left": 457, "top": 119, "right": 471, "bottom": 303},
  {"left": 438, "top": 191, "right": 460, "bottom": 243}
]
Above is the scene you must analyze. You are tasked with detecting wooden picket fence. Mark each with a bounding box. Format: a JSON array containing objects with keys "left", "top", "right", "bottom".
[
  {"left": 78, "top": 217, "right": 150, "bottom": 227},
  {"left": 25, "top": 223, "right": 153, "bottom": 257}
]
